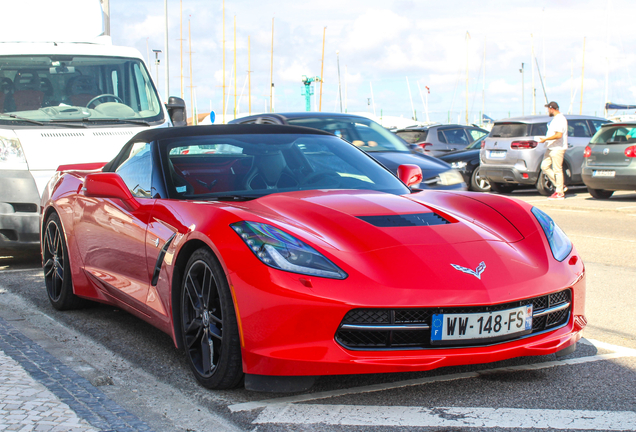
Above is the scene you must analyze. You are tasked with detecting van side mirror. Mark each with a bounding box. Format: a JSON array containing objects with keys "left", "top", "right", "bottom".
[
  {"left": 397, "top": 164, "right": 423, "bottom": 187},
  {"left": 84, "top": 173, "right": 140, "bottom": 210},
  {"left": 166, "top": 96, "right": 187, "bottom": 127}
]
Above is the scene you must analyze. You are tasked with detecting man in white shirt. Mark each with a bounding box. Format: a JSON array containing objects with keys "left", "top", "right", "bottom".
[{"left": 538, "top": 101, "right": 568, "bottom": 200}]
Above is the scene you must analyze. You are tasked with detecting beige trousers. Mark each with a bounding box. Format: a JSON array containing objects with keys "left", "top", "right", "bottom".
[{"left": 540, "top": 149, "right": 566, "bottom": 194}]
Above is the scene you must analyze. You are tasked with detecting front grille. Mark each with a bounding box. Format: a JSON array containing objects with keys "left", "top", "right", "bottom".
[{"left": 336, "top": 289, "right": 572, "bottom": 350}]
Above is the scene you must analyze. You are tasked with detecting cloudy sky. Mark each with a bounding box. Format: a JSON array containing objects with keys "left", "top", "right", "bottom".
[{"left": 111, "top": 0, "right": 635, "bottom": 123}]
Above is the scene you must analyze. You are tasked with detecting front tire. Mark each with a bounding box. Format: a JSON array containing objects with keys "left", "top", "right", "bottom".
[
  {"left": 587, "top": 188, "right": 614, "bottom": 199},
  {"left": 42, "top": 213, "right": 86, "bottom": 310},
  {"left": 489, "top": 182, "right": 517, "bottom": 194},
  {"left": 180, "top": 248, "right": 243, "bottom": 389},
  {"left": 470, "top": 167, "right": 491, "bottom": 192}
]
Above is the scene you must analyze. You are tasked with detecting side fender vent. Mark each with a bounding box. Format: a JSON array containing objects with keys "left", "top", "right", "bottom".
[{"left": 357, "top": 213, "right": 450, "bottom": 227}]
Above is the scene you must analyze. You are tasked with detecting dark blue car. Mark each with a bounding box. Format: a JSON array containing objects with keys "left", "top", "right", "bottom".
[{"left": 229, "top": 112, "right": 466, "bottom": 190}]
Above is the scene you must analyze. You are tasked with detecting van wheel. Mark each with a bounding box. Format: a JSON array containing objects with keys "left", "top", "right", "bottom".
[
  {"left": 489, "top": 182, "right": 517, "bottom": 194},
  {"left": 587, "top": 188, "right": 614, "bottom": 199}
]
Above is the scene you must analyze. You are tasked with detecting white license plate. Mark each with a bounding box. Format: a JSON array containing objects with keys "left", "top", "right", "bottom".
[
  {"left": 431, "top": 304, "right": 533, "bottom": 345},
  {"left": 593, "top": 170, "right": 615, "bottom": 177},
  {"left": 489, "top": 150, "right": 506, "bottom": 159}
]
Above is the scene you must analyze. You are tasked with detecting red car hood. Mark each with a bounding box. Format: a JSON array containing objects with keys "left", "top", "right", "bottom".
[
  {"left": 223, "top": 190, "right": 558, "bottom": 305},
  {"left": 228, "top": 190, "right": 525, "bottom": 253}
]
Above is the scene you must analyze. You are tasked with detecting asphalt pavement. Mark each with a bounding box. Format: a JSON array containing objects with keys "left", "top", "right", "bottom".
[{"left": 0, "top": 188, "right": 634, "bottom": 431}]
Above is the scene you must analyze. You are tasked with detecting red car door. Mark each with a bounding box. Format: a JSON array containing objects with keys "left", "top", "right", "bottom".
[{"left": 73, "top": 143, "right": 156, "bottom": 316}]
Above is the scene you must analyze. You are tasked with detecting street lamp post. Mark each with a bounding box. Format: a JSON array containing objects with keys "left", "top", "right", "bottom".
[{"left": 153, "top": 49, "right": 162, "bottom": 86}]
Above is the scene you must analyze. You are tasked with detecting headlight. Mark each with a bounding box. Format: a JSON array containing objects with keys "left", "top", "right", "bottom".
[
  {"left": 450, "top": 161, "right": 467, "bottom": 170},
  {"left": 531, "top": 207, "right": 572, "bottom": 262},
  {"left": 0, "top": 134, "right": 28, "bottom": 170},
  {"left": 231, "top": 221, "right": 347, "bottom": 279},
  {"left": 437, "top": 169, "right": 465, "bottom": 185}
]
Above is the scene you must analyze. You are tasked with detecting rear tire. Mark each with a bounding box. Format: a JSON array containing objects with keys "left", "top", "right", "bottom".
[
  {"left": 42, "top": 213, "right": 87, "bottom": 310},
  {"left": 587, "top": 188, "right": 614, "bottom": 199},
  {"left": 536, "top": 164, "right": 572, "bottom": 196},
  {"left": 180, "top": 248, "right": 243, "bottom": 390},
  {"left": 470, "top": 167, "right": 491, "bottom": 192},
  {"left": 489, "top": 182, "right": 517, "bottom": 194}
]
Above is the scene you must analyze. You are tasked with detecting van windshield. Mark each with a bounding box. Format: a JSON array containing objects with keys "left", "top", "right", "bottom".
[{"left": 0, "top": 55, "right": 163, "bottom": 125}]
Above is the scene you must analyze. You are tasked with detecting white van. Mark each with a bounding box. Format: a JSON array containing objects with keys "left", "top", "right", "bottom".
[{"left": 0, "top": 0, "right": 186, "bottom": 249}]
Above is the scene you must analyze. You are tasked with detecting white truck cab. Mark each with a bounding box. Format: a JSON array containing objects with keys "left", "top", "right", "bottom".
[{"left": 0, "top": 0, "right": 186, "bottom": 249}]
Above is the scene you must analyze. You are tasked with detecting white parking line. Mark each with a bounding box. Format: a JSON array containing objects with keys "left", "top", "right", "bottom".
[
  {"left": 229, "top": 339, "right": 636, "bottom": 413},
  {"left": 617, "top": 205, "right": 636, "bottom": 210},
  {"left": 253, "top": 405, "right": 636, "bottom": 430}
]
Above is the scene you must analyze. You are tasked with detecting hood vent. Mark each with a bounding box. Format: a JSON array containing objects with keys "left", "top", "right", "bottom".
[
  {"left": 358, "top": 213, "right": 450, "bottom": 227},
  {"left": 92, "top": 131, "right": 135, "bottom": 137}
]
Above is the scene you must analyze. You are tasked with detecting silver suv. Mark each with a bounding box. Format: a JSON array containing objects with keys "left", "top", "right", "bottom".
[
  {"left": 479, "top": 115, "right": 608, "bottom": 195},
  {"left": 395, "top": 124, "right": 488, "bottom": 157}
]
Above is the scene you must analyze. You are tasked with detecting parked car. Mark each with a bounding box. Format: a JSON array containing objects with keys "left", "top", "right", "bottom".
[
  {"left": 479, "top": 115, "right": 609, "bottom": 195},
  {"left": 582, "top": 122, "right": 636, "bottom": 199},
  {"left": 41, "top": 124, "right": 585, "bottom": 392},
  {"left": 229, "top": 113, "right": 466, "bottom": 190},
  {"left": 438, "top": 135, "right": 490, "bottom": 192},
  {"left": 395, "top": 124, "right": 488, "bottom": 157}
]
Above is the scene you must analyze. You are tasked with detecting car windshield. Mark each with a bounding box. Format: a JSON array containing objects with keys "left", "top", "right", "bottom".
[
  {"left": 589, "top": 125, "right": 636, "bottom": 145},
  {"left": 162, "top": 133, "right": 411, "bottom": 199},
  {"left": 466, "top": 135, "right": 488, "bottom": 149},
  {"left": 396, "top": 130, "right": 428, "bottom": 144},
  {"left": 0, "top": 55, "right": 163, "bottom": 125},
  {"left": 286, "top": 116, "right": 411, "bottom": 153},
  {"left": 490, "top": 123, "right": 529, "bottom": 138}
]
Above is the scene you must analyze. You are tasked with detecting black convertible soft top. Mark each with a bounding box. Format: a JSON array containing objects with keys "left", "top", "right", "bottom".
[{"left": 129, "top": 124, "right": 333, "bottom": 143}]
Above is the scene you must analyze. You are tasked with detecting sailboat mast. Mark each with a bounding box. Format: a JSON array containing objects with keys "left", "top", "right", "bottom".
[
  {"left": 580, "top": 37, "right": 586, "bottom": 115},
  {"left": 222, "top": 0, "right": 225, "bottom": 123},
  {"left": 465, "top": 31, "right": 470, "bottom": 125},
  {"left": 248, "top": 36, "right": 251, "bottom": 116},
  {"left": 319, "top": 27, "right": 326, "bottom": 111},
  {"left": 406, "top": 76, "right": 415, "bottom": 121},
  {"left": 188, "top": 18, "right": 194, "bottom": 124},
  {"left": 531, "top": 34, "right": 536, "bottom": 115},
  {"left": 180, "top": 0, "right": 183, "bottom": 99},
  {"left": 270, "top": 18, "right": 274, "bottom": 113},
  {"left": 234, "top": 15, "right": 237, "bottom": 119},
  {"left": 482, "top": 36, "right": 486, "bottom": 122}
]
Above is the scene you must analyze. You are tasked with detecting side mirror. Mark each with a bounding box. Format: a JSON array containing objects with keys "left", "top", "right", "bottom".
[
  {"left": 166, "top": 96, "right": 187, "bottom": 127},
  {"left": 84, "top": 173, "right": 140, "bottom": 210},
  {"left": 397, "top": 164, "right": 423, "bottom": 187}
]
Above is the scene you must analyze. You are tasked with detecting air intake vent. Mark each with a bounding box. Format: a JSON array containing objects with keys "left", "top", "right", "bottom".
[
  {"left": 92, "top": 131, "right": 135, "bottom": 137},
  {"left": 41, "top": 132, "right": 85, "bottom": 138},
  {"left": 357, "top": 213, "right": 450, "bottom": 227}
]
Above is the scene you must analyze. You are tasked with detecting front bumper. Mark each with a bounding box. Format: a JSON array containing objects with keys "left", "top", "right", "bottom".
[
  {"left": 0, "top": 170, "right": 41, "bottom": 249},
  {"left": 229, "top": 246, "right": 586, "bottom": 377},
  {"left": 479, "top": 165, "right": 538, "bottom": 185},
  {"left": 582, "top": 167, "right": 636, "bottom": 191}
]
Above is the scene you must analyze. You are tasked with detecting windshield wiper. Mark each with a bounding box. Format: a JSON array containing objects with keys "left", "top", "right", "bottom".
[
  {"left": 48, "top": 117, "right": 152, "bottom": 126},
  {"left": 0, "top": 113, "right": 44, "bottom": 125}
]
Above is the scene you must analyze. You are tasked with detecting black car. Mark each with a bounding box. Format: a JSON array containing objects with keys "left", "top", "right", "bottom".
[
  {"left": 229, "top": 113, "right": 466, "bottom": 190},
  {"left": 438, "top": 135, "right": 490, "bottom": 192}
]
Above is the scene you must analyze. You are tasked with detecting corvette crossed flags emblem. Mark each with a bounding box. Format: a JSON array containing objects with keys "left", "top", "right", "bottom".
[{"left": 450, "top": 261, "right": 486, "bottom": 279}]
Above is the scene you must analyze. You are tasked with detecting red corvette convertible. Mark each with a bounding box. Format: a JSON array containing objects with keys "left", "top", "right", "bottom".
[{"left": 40, "top": 125, "right": 586, "bottom": 392}]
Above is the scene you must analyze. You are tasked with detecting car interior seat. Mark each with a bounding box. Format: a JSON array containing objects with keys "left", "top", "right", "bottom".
[
  {"left": 168, "top": 158, "right": 194, "bottom": 196},
  {"left": 242, "top": 150, "right": 298, "bottom": 190},
  {"left": 573, "top": 125, "right": 587, "bottom": 137},
  {"left": 65, "top": 75, "right": 101, "bottom": 107},
  {"left": 0, "top": 78, "right": 16, "bottom": 113},
  {"left": 39, "top": 77, "right": 57, "bottom": 107},
  {"left": 12, "top": 70, "right": 44, "bottom": 111}
]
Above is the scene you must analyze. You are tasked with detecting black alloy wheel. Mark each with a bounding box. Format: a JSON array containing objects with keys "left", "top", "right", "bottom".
[
  {"left": 42, "top": 213, "right": 86, "bottom": 310},
  {"left": 470, "top": 167, "right": 491, "bottom": 192},
  {"left": 180, "top": 248, "right": 243, "bottom": 389}
]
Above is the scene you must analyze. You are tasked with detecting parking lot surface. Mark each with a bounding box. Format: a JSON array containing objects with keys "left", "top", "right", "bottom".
[{"left": 0, "top": 188, "right": 634, "bottom": 431}]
